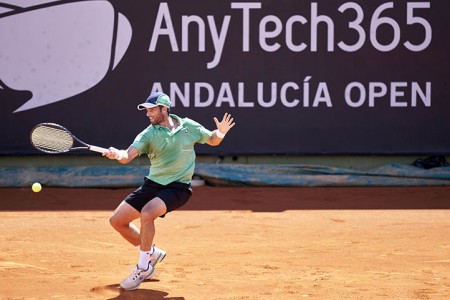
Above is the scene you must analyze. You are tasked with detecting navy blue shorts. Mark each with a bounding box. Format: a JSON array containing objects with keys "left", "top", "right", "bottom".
[{"left": 124, "top": 177, "right": 192, "bottom": 216}]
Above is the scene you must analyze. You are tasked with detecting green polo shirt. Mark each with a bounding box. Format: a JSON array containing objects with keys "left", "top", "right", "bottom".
[{"left": 132, "top": 114, "right": 212, "bottom": 185}]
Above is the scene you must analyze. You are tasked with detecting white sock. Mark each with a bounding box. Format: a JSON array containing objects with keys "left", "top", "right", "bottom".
[
  {"left": 137, "top": 244, "right": 155, "bottom": 253},
  {"left": 138, "top": 250, "right": 151, "bottom": 270}
]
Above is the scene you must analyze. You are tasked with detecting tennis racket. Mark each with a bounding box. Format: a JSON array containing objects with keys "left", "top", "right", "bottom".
[{"left": 30, "top": 123, "right": 108, "bottom": 154}]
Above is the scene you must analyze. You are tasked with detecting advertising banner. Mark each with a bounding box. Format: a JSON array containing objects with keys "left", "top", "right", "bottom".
[{"left": 1, "top": 0, "right": 449, "bottom": 155}]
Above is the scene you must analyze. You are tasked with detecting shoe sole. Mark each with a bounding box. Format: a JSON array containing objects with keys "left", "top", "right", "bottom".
[{"left": 145, "top": 266, "right": 157, "bottom": 280}]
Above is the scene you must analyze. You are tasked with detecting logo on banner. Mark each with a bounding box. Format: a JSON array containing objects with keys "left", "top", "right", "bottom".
[{"left": 0, "top": 0, "right": 132, "bottom": 112}]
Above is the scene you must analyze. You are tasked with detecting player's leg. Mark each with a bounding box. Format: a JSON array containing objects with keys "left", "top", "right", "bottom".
[
  {"left": 135, "top": 180, "right": 192, "bottom": 254},
  {"left": 120, "top": 181, "right": 191, "bottom": 290},
  {"left": 143, "top": 183, "right": 192, "bottom": 267},
  {"left": 109, "top": 200, "right": 141, "bottom": 246},
  {"left": 140, "top": 197, "right": 167, "bottom": 252},
  {"left": 111, "top": 179, "right": 159, "bottom": 246},
  {"left": 119, "top": 197, "right": 166, "bottom": 290}
]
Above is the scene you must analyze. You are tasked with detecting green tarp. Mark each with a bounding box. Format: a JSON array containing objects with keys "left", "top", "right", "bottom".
[{"left": 1, "top": 163, "right": 450, "bottom": 188}]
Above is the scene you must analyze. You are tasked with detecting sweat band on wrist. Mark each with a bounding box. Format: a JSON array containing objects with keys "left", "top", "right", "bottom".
[
  {"left": 216, "top": 130, "right": 226, "bottom": 139},
  {"left": 116, "top": 150, "right": 123, "bottom": 161}
]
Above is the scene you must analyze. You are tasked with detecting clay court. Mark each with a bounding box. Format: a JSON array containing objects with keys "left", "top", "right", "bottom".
[{"left": 0, "top": 186, "right": 449, "bottom": 299}]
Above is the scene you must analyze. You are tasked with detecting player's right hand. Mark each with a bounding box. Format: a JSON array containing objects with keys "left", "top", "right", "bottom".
[{"left": 103, "top": 147, "right": 122, "bottom": 160}]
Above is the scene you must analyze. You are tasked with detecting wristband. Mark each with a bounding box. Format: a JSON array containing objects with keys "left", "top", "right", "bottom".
[
  {"left": 115, "top": 150, "right": 123, "bottom": 161},
  {"left": 216, "top": 130, "right": 226, "bottom": 139}
]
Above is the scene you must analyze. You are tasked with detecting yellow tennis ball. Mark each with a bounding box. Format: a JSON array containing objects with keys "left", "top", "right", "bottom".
[{"left": 32, "top": 182, "right": 42, "bottom": 193}]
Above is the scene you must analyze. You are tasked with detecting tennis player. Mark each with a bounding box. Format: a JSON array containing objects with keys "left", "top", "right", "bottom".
[{"left": 103, "top": 92, "right": 235, "bottom": 290}]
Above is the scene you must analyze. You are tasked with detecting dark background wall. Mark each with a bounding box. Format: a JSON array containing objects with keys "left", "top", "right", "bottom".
[{"left": 1, "top": 0, "right": 449, "bottom": 156}]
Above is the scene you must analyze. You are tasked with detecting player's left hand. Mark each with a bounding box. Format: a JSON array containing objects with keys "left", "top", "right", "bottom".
[{"left": 214, "top": 113, "right": 235, "bottom": 135}]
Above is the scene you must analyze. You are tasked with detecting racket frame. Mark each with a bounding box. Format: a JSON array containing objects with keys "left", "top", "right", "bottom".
[{"left": 30, "top": 122, "right": 108, "bottom": 154}]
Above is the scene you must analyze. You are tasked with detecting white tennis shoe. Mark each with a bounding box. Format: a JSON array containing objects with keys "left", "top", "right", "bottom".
[
  {"left": 120, "top": 263, "right": 156, "bottom": 290},
  {"left": 150, "top": 245, "right": 166, "bottom": 267}
]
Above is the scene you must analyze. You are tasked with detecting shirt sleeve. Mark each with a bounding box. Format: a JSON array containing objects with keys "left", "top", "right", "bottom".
[
  {"left": 185, "top": 118, "right": 212, "bottom": 144},
  {"left": 197, "top": 126, "right": 213, "bottom": 144},
  {"left": 131, "top": 127, "right": 153, "bottom": 155}
]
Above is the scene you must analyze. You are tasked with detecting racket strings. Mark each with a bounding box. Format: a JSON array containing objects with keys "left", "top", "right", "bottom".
[{"left": 31, "top": 126, "right": 74, "bottom": 153}]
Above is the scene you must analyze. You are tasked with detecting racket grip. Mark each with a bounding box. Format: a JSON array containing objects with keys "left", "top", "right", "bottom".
[{"left": 89, "top": 145, "right": 108, "bottom": 154}]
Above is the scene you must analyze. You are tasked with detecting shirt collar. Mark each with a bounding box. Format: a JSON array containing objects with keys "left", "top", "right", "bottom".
[{"left": 153, "top": 114, "right": 183, "bottom": 131}]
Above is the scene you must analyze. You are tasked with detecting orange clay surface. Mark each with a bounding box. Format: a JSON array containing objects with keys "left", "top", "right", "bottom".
[{"left": 0, "top": 186, "right": 449, "bottom": 300}]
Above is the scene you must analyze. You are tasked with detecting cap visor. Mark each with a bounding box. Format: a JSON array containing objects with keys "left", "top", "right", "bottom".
[{"left": 137, "top": 103, "right": 158, "bottom": 110}]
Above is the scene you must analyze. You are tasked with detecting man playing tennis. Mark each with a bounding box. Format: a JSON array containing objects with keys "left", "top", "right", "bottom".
[{"left": 103, "top": 92, "right": 235, "bottom": 290}]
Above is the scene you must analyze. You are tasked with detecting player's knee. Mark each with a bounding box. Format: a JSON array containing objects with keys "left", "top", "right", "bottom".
[
  {"left": 140, "top": 198, "right": 167, "bottom": 222},
  {"left": 109, "top": 214, "right": 124, "bottom": 230},
  {"left": 140, "top": 208, "right": 158, "bottom": 223}
]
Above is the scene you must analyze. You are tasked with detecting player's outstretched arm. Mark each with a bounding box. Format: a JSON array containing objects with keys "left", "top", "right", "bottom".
[
  {"left": 103, "top": 146, "right": 139, "bottom": 164},
  {"left": 207, "top": 112, "right": 236, "bottom": 146}
]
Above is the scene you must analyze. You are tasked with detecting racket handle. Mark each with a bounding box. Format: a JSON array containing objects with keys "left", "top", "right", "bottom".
[{"left": 89, "top": 145, "right": 108, "bottom": 154}]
